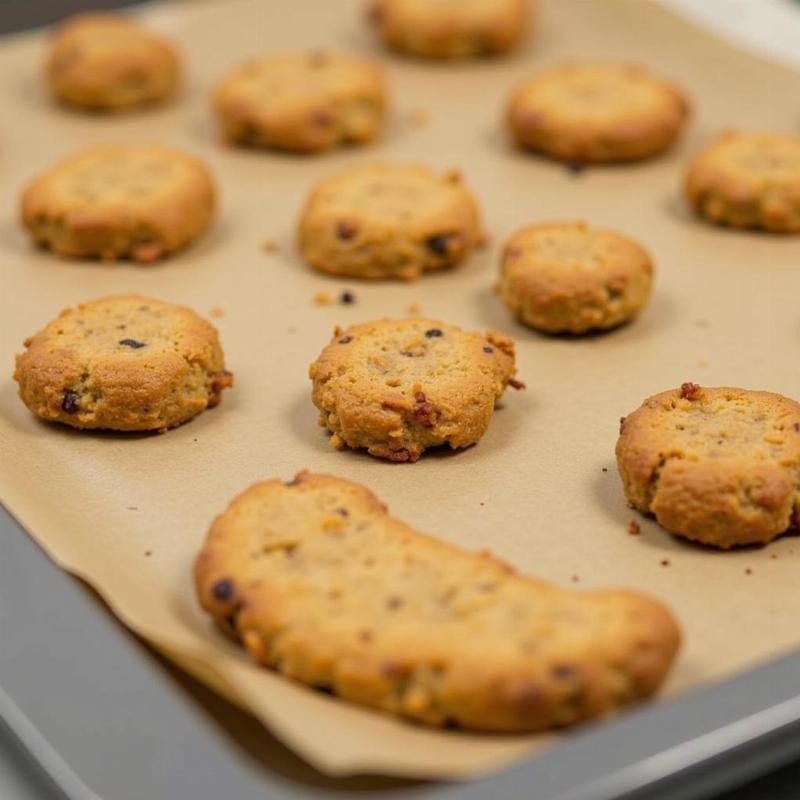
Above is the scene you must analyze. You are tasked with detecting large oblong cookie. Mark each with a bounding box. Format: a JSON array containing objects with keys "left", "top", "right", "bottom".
[
  {"left": 309, "top": 318, "right": 519, "bottom": 461},
  {"left": 195, "top": 472, "right": 680, "bottom": 732}
]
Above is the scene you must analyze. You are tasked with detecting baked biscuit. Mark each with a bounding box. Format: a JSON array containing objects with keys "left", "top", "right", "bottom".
[
  {"left": 46, "top": 13, "right": 179, "bottom": 111},
  {"left": 14, "top": 294, "right": 232, "bottom": 431},
  {"left": 500, "top": 222, "right": 653, "bottom": 334},
  {"left": 685, "top": 131, "right": 800, "bottom": 233},
  {"left": 309, "top": 318, "right": 519, "bottom": 462},
  {"left": 195, "top": 471, "right": 680, "bottom": 731},
  {"left": 21, "top": 144, "right": 215, "bottom": 263},
  {"left": 508, "top": 63, "right": 689, "bottom": 164},
  {"left": 215, "top": 52, "right": 386, "bottom": 153},
  {"left": 298, "top": 163, "right": 481, "bottom": 280},
  {"left": 617, "top": 385, "right": 800, "bottom": 548},
  {"left": 368, "top": 0, "right": 529, "bottom": 59}
]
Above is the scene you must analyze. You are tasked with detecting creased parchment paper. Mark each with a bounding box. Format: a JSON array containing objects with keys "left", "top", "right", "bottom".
[{"left": 2, "top": 0, "right": 800, "bottom": 780}]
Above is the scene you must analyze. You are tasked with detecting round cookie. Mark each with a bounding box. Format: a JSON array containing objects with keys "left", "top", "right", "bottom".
[
  {"left": 298, "top": 163, "right": 481, "bottom": 280},
  {"left": 368, "top": 0, "right": 529, "bottom": 59},
  {"left": 14, "top": 294, "right": 233, "bottom": 432},
  {"left": 685, "top": 131, "right": 800, "bottom": 233},
  {"left": 21, "top": 144, "right": 216, "bottom": 263},
  {"left": 46, "top": 13, "right": 179, "bottom": 111},
  {"left": 507, "top": 63, "right": 689, "bottom": 164},
  {"left": 309, "top": 318, "right": 520, "bottom": 462},
  {"left": 616, "top": 384, "right": 800, "bottom": 549},
  {"left": 214, "top": 52, "right": 386, "bottom": 153},
  {"left": 499, "top": 222, "right": 654, "bottom": 334}
]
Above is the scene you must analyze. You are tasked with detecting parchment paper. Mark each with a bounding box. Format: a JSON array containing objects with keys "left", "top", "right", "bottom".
[{"left": 1, "top": 0, "right": 800, "bottom": 780}]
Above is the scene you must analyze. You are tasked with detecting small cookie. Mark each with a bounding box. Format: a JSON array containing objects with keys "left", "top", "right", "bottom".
[
  {"left": 309, "top": 318, "right": 520, "bottom": 462},
  {"left": 46, "top": 14, "right": 179, "bottom": 111},
  {"left": 21, "top": 144, "right": 215, "bottom": 263},
  {"left": 298, "top": 163, "right": 481, "bottom": 280},
  {"left": 499, "top": 222, "right": 653, "bottom": 334},
  {"left": 685, "top": 131, "right": 800, "bottom": 233},
  {"left": 617, "top": 384, "right": 800, "bottom": 548},
  {"left": 507, "top": 63, "right": 689, "bottom": 164},
  {"left": 215, "top": 52, "right": 386, "bottom": 153},
  {"left": 14, "top": 295, "right": 232, "bottom": 431},
  {"left": 368, "top": 0, "right": 529, "bottom": 59},
  {"left": 195, "top": 471, "right": 680, "bottom": 731}
]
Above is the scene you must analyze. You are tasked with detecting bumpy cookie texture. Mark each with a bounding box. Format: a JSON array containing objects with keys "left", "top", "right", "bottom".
[
  {"left": 298, "top": 163, "right": 481, "bottom": 280},
  {"left": 14, "top": 295, "right": 232, "bottom": 431},
  {"left": 500, "top": 222, "right": 654, "bottom": 334},
  {"left": 195, "top": 472, "right": 680, "bottom": 731},
  {"left": 46, "top": 14, "right": 179, "bottom": 111},
  {"left": 508, "top": 63, "right": 689, "bottom": 164},
  {"left": 685, "top": 131, "right": 800, "bottom": 233},
  {"left": 369, "top": 0, "right": 529, "bottom": 59},
  {"left": 21, "top": 145, "right": 215, "bottom": 263},
  {"left": 215, "top": 52, "right": 386, "bottom": 153},
  {"left": 616, "top": 385, "right": 800, "bottom": 549},
  {"left": 310, "top": 318, "right": 519, "bottom": 462}
]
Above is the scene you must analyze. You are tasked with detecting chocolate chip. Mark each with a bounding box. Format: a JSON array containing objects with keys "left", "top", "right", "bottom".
[
  {"left": 424, "top": 328, "right": 443, "bottom": 338},
  {"left": 552, "top": 664, "right": 576, "bottom": 680},
  {"left": 483, "top": 346, "right": 494, "bottom": 353},
  {"left": 119, "top": 338, "right": 145, "bottom": 349},
  {"left": 212, "top": 579, "right": 234, "bottom": 601},
  {"left": 339, "top": 291, "right": 355, "bottom": 305},
  {"left": 426, "top": 234, "right": 451, "bottom": 256},
  {"left": 680, "top": 382, "right": 701, "bottom": 400},
  {"left": 336, "top": 220, "right": 358, "bottom": 240},
  {"left": 61, "top": 390, "right": 79, "bottom": 414},
  {"left": 336, "top": 507, "right": 349, "bottom": 517},
  {"left": 386, "top": 596, "right": 404, "bottom": 610},
  {"left": 338, "top": 336, "right": 353, "bottom": 344}
]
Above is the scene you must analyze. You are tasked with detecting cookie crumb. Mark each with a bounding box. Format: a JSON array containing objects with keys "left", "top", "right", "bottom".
[
  {"left": 660, "top": 559, "right": 671, "bottom": 567},
  {"left": 144, "top": 550, "right": 152, "bottom": 557},
  {"left": 339, "top": 290, "right": 356, "bottom": 305},
  {"left": 628, "top": 520, "right": 641, "bottom": 535},
  {"left": 745, "top": 567, "right": 753, "bottom": 575},
  {"left": 566, "top": 160, "right": 586, "bottom": 176},
  {"left": 509, "top": 378, "right": 526, "bottom": 390},
  {"left": 406, "top": 302, "right": 421, "bottom": 314},
  {"left": 680, "top": 382, "right": 701, "bottom": 400},
  {"left": 570, "top": 575, "right": 580, "bottom": 583},
  {"left": 405, "top": 109, "right": 430, "bottom": 128},
  {"left": 210, "top": 305, "right": 224, "bottom": 318},
  {"left": 126, "top": 506, "right": 138, "bottom": 511},
  {"left": 313, "top": 292, "right": 333, "bottom": 306},
  {"left": 601, "top": 467, "right": 608, "bottom": 472},
  {"left": 262, "top": 240, "right": 278, "bottom": 253}
]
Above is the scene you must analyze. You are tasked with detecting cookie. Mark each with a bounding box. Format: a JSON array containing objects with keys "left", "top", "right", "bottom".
[
  {"left": 21, "top": 144, "right": 215, "bottom": 263},
  {"left": 309, "top": 318, "right": 520, "bottom": 462},
  {"left": 499, "top": 222, "right": 654, "bottom": 334},
  {"left": 685, "top": 131, "right": 800, "bottom": 233},
  {"left": 46, "top": 13, "right": 179, "bottom": 111},
  {"left": 617, "top": 384, "right": 800, "bottom": 548},
  {"left": 507, "top": 63, "right": 689, "bottom": 164},
  {"left": 215, "top": 52, "right": 386, "bottom": 153},
  {"left": 195, "top": 471, "right": 680, "bottom": 731},
  {"left": 368, "top": 0, "right": 529, "bottom": 59},
  {"left": 298, "top": 163, "right": 481, "bottom": 280},
  {"left": 14, "top": 294, "right": 232, "bottom": 431}
]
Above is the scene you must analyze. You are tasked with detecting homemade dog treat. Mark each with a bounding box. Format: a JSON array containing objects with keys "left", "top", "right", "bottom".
[
  {"left": 14, "top": 295, "right": 232, "bottom": 431},
  {"left": 45, "top": 13, "right": 179, "bottom": 111},
  {"left": 195, "top": 471, "right": 680, "bottom": 731},
  {"left": 214, "top": 52, "right": 386, "bottom": 153},
  {"left": 685, "top": 130, "right": 800, "bottom": 233},
  {"left": 617, "top": 385, "right": 800, "bottom": 548},
  {"left": 20, "top": 144, "right": 215, "bottom": 263},
  {"left": 507, "top": 62, "right": 689, "bottom": 164},
  {"left": 298, "top": 163, "right": 481, "bottom": 280},
  {"left": 309, "top": 318, "right": 519, "bottom": 462},
  {"left": 499, "top": 222, "right": 654, "bottom": 334},
  {"left": 368, "top": 0, "right": 529, "bottom": 59}
]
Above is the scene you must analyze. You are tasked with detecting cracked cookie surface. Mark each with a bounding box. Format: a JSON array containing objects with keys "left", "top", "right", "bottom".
[
  {"left": 685, "top": 130, "right": 800, "bottom": 233},
  {"left": 195, "top": 471, "right": 680, "bottom": 731},
  {"left": 21, "top": 144, "right": 215, "bottom": 263},
  {"left": 215, "top": 52, "right": 386, "bottom": 153},
  {"left": 616, "top": 385, "right": 800, "bottom": 548},
  {"left": 500, "top": 222, "right": 653, "bottom": 334},
  {"left": 14, "top": 294, "right": 232, "bottom": 431},
  {"left": 309, "top": 318, "right": 518, "bottom": 461},
  {"left": 298, "top": 163, "right": 481, "bottom": 280}
]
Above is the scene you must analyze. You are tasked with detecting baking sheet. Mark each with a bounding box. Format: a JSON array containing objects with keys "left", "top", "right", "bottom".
[{"left": 1, "top": 0, "right": 800, "bottom": 780}]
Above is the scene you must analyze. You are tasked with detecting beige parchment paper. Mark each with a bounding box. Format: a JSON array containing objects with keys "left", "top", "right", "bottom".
[{"left": 1, "top": 0, "right": 800, "bottom": 780}]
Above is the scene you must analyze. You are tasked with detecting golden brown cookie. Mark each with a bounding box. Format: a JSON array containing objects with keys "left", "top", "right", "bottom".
[
  {"left": 499, "top": 222, "right": 654, "bottom": 334},
  {"left": 309, "top": 318, "right": 520, "bottom": 462},
  {"left": 214, "top": 52, "right": 386, "bottom": 153},
  {"left": 14, "top": 294, "right": 232, "bottom": 431},
  {"left": 46, "top": 13, "right": 179, "bottom": 111},
  {"left": 21, "top": 144, "right": 215, "bottom": 263},
  {"left": 368, "top": 0, "right": 529, "bottom": 59},
  {"left": 195, "top": 471, "right": 680, "bottom": 732},
  {"left": 507, "top": 63, "right": 689, "bottom": 164},
  {"left": 685, "top": 130, "right": 800, "bottom": 233},
  {"left": 297, "top": 163, "right": 481, "bottom": 280},
  {"left": 617, "top": 384, "right": 800, "bottom": 549}
]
